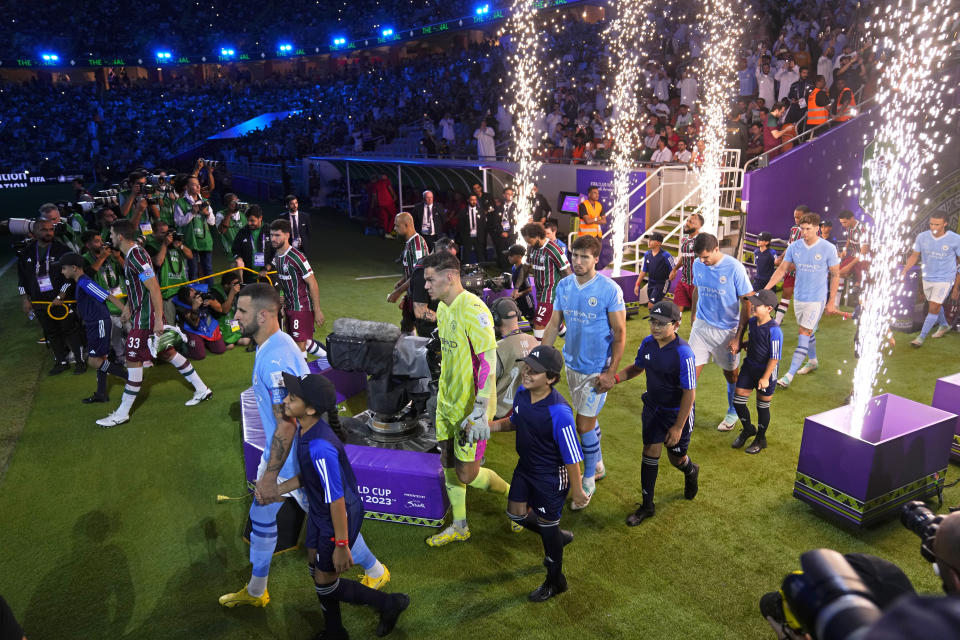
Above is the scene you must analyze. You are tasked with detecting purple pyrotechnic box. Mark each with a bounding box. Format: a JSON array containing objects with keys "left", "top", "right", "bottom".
[
  {"left": 346, "top": 445, "right": 449, "bottom": 527},
  {"left": 932, "top": 372, "right": 960, "bottom": 462},
  {"left": 794, "top": 394, "right": 956, "bottom": 528}
]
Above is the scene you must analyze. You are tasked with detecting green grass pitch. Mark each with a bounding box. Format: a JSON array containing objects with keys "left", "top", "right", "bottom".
[{"left": 1, "top": 213, "right": 959, "bottom": 639}]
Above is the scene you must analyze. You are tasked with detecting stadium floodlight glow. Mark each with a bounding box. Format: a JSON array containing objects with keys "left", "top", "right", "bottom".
[
  {"left": 220, "top": 48, "right": 235, "bottom": 57},
  {"left": 332, "top": 37, "right": 346, "bottom": 46},
  {"left": 381, "top": 28, "right": 394, "bottom": 37},
  {"left": 41, "top": 53, "right": 59, "bottom": 62},
  {"left": 475, "top": 4, "right": 490, "bottom": 15},
  {"left": 155, "top": 51, "right": 172, "bottom": 61},
  {"left": 278, "top": 43, "right": 293, "bottom": 53}
]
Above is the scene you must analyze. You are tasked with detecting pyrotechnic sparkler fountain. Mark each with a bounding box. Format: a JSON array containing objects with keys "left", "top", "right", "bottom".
[
  {"left": 793, "top": 0, "right": 959, "bottom": 528},
  {"left": 846, "top": 0, "right": 958, "bottom": 435},
  {"left": 694, "top": 0, "right": 741, "bottom": 236},
  {"left": 605, "top": 0, "right": 654, "bottom": 277},
  {"left": 505, "top": 0, "right": 547, "bottom": 228}
]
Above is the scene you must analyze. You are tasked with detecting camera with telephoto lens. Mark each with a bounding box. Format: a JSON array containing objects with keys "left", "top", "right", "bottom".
[
  {"left": 901, "top": 500, "right": 943, "bottom": 563},
  {"left": 461, "top": 263, "right": 512, "bottom": 297},
  {"left": 168, "top": 231, "right": 184, "bottom": 243},
  {"left": 237, "top": 202, "right": 250, "bottom": 214},
  {"left": 58, "top": 200, "right": 96, "bottom": 215},
  {"left": 761, "top": 549, "right": 883, "bottom": 640},
  {"left": 3, "top": 217, "right": 63, "bottom": 237},
  {"left": 146, "top": 174, "right": 168, "bottom": 186},
  {"left": 204, "top": 160, "right": 220, "bottom": 168},
  {"left": 93, "top": 196, "right": 119, "bottom": 206},
  {"left": 97, "top": 189, "right": 119, "bottom": 197}
]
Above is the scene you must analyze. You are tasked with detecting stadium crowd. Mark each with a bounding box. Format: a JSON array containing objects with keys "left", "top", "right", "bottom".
[
  {"left": 2, "top": 0, "right": 485, "bottom": 59},
  {"left": 1, "top": 0, "right": 878, "bottom": 179}
]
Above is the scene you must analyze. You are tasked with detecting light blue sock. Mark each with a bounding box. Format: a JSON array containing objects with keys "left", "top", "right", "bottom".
[
  {"left": 919, "top": 313, "right": 938, "bottom": 339},
  {"left": 580, "top": 427, "right": 600, "bottom": 481},
  {"left": 248, "top": 501, "right": 283, "bottom": 579},
  {"left": 787, "top": 334, "right": 810, "bottom": 377},
  {"left": 807, "top": 334, "right": 817, "bottom": 361},
  {"left": 594, "top": 421, "right": 603, "bottom": 465},
  {"left": 726, "top": 382, "right": 736, "bottom": 415},
  {"left": 350, "top": 533, "right": 377, "bottom": 571},
  {"left": 937, "top": 308, "right": 947, "bottom": 327}
]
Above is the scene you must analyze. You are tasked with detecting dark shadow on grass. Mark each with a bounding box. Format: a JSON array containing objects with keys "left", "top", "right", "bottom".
[
  {"left": 22, "top": 510, "right": 134, "bottom": 638},
  {"left": 129, "top": 517, "right": 276, "bottom": 640}
]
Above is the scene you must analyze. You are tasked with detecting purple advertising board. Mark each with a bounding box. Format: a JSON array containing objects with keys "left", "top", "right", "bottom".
[
  {"left": 743, "top": 87, "right": 960, "bottom": 241},
  {"left": 575, "top": 168, "right": 648, "bottom": 265}
]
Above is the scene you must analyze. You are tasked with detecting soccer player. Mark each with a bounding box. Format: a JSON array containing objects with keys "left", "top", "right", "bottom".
[
  {"left": 633, "top": 232, "right": 675, "bottom": 307},
  {"left": 773, "top": 205, "right": 810, "bottom": 324},
  {"left": 487, "top": 345, "right": 586, "bottom": 601},
  {"left": 614, "top": 300, "right": 698, "bottom": 525},
  {"left": 421, "top": 251, "right": 511, "bottom": 546},
  {"left": 387, "top": 212, "right": 429, "bottom": 333},
  {"left": 221, "top": 284, "right": 388, "bottom": 609},
  {"left": 543, "top": 218, "right": 568, "bottom": 257},
  {"left": 521, "top": 222, "right": 571, "bottom": 340},
  {"left": 95, "top": 219, "right": 212, "bottom": 427},
  {"left": 491, "top": 297, "right": 539, "bottom": 419},
  {"left": 688, "top": 233, "right": 754, "bottom": 431},
  {"left": 900, "top": 212, "right": 960, "bottom": 347},
  {"left": 667, "top": 212, "right": 703, "bottom": 315},
  {"left": 55, "top": 253, "right": 128, "bottom": 403},
  {"left": 542, "top": 235, "right": 627, "bottom": 508},
  {"left": 267, "top": 373, "right": 408, "bottom": 638},
  {"left": 764, "top": 212, "right": 839, "bottom": 389},
  {"left": 506, "top": 245, "right": 537, "bottom": 327},
  {"left": 268, "top": 218, "right": 326, "bottom": 358},
  {"left": 730, "top": 289, "right": 782, "bottom": 454}
]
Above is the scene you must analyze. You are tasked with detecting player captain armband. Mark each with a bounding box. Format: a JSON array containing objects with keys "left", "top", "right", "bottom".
[{"left": 139, "top": 268, "right": 156, "bottom": 282}]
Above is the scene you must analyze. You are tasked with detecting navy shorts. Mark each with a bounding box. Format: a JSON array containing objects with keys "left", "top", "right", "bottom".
[
  {"left": 84, "top": 320, "right": 112, "bottom": 358},
  {"left": 308, "top": 508, "right": 363, "bottom": 573},
  {"left": 736, "top": 366, "right": 776, "bottom": 396},
  {"left": 647, "top": 280, "right": 668, "bottom": 304},
  {"left": 508, "top": 466, "right": 569, "bottom": 522},
  {"left": 641, "top": 403, "right": 693, "bottom": 457}
]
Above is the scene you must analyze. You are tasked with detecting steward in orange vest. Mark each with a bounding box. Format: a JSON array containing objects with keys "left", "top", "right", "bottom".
[
  {"left": 806, "top": 76, "right": 830, "bottom": 127},
  {"left": 577, "top": 187, "right": 605, "bottom": 237}
]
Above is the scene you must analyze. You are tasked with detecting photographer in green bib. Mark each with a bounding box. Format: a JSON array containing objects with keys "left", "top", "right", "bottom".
[
  {"left": 81, "top": 229, "right": 129, "bottom": 361},
  {"left": 216, "top": 193, "right": 247, "bottom": 257},
  {"left": 212, "top": 271, "right": 250, "bottom": 349},
  {"left": 145, "top": 219, "right": 193, "bottom": 329},
  {"left": 173, "top": 173, "right": 216, "bottom": 281},
  {"left": 118, "top": 170, "right": 161, "bottom": 238}
]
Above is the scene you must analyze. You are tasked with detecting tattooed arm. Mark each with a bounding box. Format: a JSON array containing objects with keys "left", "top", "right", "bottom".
[{"left": 255, "top": 402, "right": 297, "bottom": 504}]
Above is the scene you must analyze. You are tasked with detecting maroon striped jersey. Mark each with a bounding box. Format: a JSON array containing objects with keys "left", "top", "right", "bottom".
[
  {"left": 274, "top": 247, "right": 314, "bottom": 311},
  {"left": 123, "top": 244, "right": 158, "bottom": 329},
  {"left": 401, "top": 233, "right": 429, "bottom": 280},
  {"left": 679, "top": 233, "right": 697, "bottom": 285},
  {"left": 528, "top": 239, "right": 569, "bottom": 304}
]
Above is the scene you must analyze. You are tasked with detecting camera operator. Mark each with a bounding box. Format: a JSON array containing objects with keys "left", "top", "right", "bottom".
[
  {"left": 930, "top": 509, "right": 960, "bottom": 594},
  {"left": 172, "top": 286, "right": 228, "bottom": 360},
  {"left": 231, "top": 205, "right": 273, "bottom": 284},
  {"left": 81, "top": 229, "right": 128, "bottom": 361},
  {"left": 118, "top": 170, "right": 160, "bottom": 236},
  {"left": 215, "top": 272, "right": 250, "bottom": 349},
  {"left": 145, "top": 220, "right": 193, "bottom": 329},
  {"left": 17, "top": 218, "right": 85, "bottom": 375},
  {"left": 216, "top": 193, "right": 244, "bottom": 256},
  {"left": 490, "top": 297, "right": 539, "bottom": 420},
  {"left": 94, "top": 207, "right": 118, "bottom": 235},
  {"left": 38, "top": 202, "right": 83, "bottom": 253},
  {"left": 192, "top": 158, "right": 216, "bottom": 199},
  {"left": 173, "top": 173, "right": 216, "bottom": 280}
]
